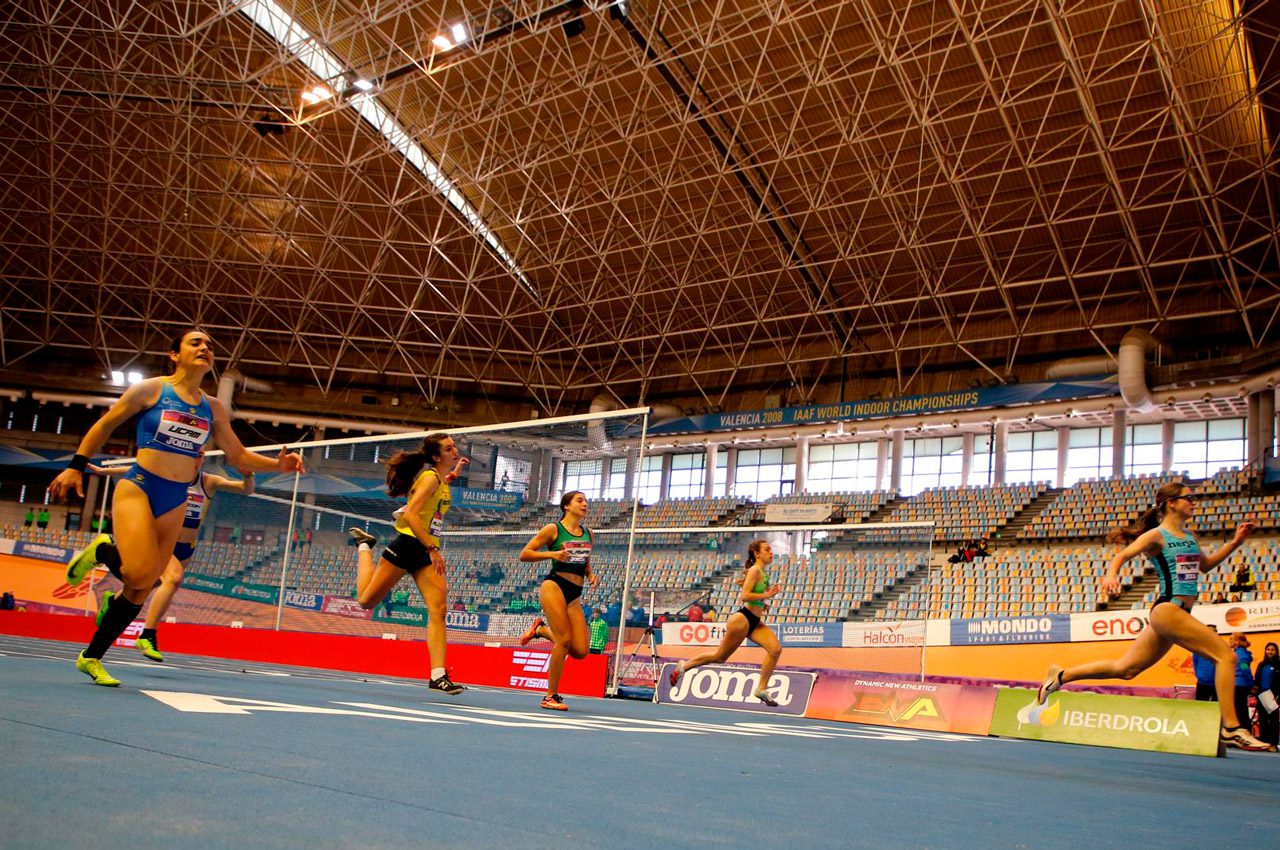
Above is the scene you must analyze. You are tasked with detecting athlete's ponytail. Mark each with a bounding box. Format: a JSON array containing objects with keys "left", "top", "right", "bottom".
[
  {"left": 1107, "top": 481, "right": 1185, "bottom": 546},
  {"left": 739, "top": 539, "right": 769, "bottom": 588},
  {"left": 385, "top": 432, "right": 449, "bottom": 497}
]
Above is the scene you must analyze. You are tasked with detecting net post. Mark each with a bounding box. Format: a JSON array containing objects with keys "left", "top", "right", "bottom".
[
  {"left": 609, "top": 409, "right": 649, "bottom": 696},
  {"left": 273, "top": 462, "right": 303, "bottom": 631}
]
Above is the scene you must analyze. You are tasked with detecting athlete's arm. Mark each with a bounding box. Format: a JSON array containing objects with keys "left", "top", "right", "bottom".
[
  {"left": 739, "top": 566, "right": 780, "bottom": 602},
  {"left": 86, "top": 464, "right": 129, "bottom": 478},
  {"left": 49, "top": 379, "right": 162, "bottom": 501},
  {"left": 1201, "top": 521, "right": 1257, "bottom": 571},
  {"left": 207, "top": 396, "right": 305, "bottom": 476},
  {"left": 520, "top": 524, "right": 568, "bottom": 562},
  {"left": 1102, "top": 528, "right": 1162, "bottom": 595},
  {"left": 204, "top": 471, "right": 256, "bottom": 496}
]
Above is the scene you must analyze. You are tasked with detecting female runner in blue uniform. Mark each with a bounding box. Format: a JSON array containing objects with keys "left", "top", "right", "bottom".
[
  {"left": 72, "top": 455, "right": 256, "bottom": 662},
  {"left": 48, "top": 330, "right": 305, "bottom": 686},
  {"left": 517, "top": 491, "right": 598, "bottom": 711},
  {"left": 667, "top": 539, "right": 784, "bottom": 706},
  {"left": 1035, "top": 481, "right": 1273, "bottom": 751}
]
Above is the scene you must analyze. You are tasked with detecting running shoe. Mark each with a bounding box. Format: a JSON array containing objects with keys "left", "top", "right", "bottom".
[
  {"left": 75, "top": 652, "right": 120, "bottom": 687},
  {"left": 1220, "top": 725, "right": 1278, "bottom": 752},
  {"left": 754, "top": 689, "right": 779, "bottom": 707},
  {"left": 136, "top": 637, "right": 164, "bottom": 663},
  {"left": 428, "top": 674, "right": 465, "bottom": 695},
  {"left": 95, "top": 591, "right": 113, "bottom": 627},
  {"left": 669, "top": 664, "right": 681, "bottom": 687},
  {"left": 66, "top": 533, "right": 112, "bottom": 586},
  {"left": 348, "top": 527, "right": 377, "bottom": 546},
  {"left": 540, "top": 693, "right": 568, "bottom": 711},
  {"left": 1036, "top": 664, "right": 1064, "bottom": 705},
  {"left": 519, "top": 617, "right": 544, "bottom": 646}
]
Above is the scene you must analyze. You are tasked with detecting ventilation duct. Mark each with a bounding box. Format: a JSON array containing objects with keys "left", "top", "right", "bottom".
[{"left": 1118, "top": 328, "right": 1159, "bottom": 412}]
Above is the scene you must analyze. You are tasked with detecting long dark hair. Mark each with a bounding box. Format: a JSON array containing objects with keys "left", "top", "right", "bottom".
[
  {"left": 1106, "top": 481, "right": 1186, "bottom": 546},
  {"left": 739, "top": 539, "right": 769, "bottom": 588},
  {"left": 385, "top": 433, "right": 449, "bottom": 497}
]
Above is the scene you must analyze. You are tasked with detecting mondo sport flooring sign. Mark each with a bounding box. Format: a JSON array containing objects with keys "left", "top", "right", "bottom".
[
  {"left": 658, "top": 663, "right": 814, "bottom": 716},
  {"left": 805, "top": 676, "right": 997, "bottom": 734},
  {"left": 990, "top": 688, "right": 1221, "bottom": 757}
]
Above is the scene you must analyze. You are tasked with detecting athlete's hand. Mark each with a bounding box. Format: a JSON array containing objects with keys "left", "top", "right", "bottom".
[
  {"left": 766, "top": 586, "right": 782, "bottom": 598},
  {"left": 1233, "top": 521, "right": 1258, "bottom": 544},
  {"left": 48, "top": 468, "right": 84, "bottom": 502},
  {"left": 277, "top": 449, "right": 306, "bottom": 474},
  {"left": 1100, "top": 573, "right": 1121, "bottom": 597},
  {"left": 587, "top": 571, "right": 599, "bottom": 589},
  {"left": 431, "top": 549, "right": 447, "bottom": 575},
  {"left": 550, "top": 549, "right": 570, "bottom": 562}
]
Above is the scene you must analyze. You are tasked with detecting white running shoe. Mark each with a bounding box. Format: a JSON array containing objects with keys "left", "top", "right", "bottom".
[{"left": 1036, "top": 664, "right": 1064, "bottom": 705}]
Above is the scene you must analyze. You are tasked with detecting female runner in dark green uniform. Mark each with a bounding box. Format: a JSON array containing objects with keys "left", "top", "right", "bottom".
[
  {"left": 668, "top": 539, "right": 783, "bottom": 706},
  {"left": 518, "top": 491, "right": 598, "bottom": 710}
]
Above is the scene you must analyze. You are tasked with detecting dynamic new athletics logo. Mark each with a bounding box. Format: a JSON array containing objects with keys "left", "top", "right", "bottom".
[
  {"left": 510, "top": 650, "right": 551, "bottom": 689},
  {"left": 1015, "top": 697, "right": 1189, "bottom": 737}
]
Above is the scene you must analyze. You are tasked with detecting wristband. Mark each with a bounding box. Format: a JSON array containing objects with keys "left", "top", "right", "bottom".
[{"left": 68, "top": 454, "right": 90, "bottom": 473}]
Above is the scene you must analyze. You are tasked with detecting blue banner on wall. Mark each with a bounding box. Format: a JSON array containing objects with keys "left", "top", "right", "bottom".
[
  {"left": 13, "top": 540, "right": 74, "bottom": 564},
  {"left": 643, "top": 381, "right": 1119, "bottom": 435},
  {"left": 775, "top": 621, "right": 844, "bottom": 647},
  {"left": 444, "top": 610, "right": 489, "bottom": 632},
  {"left": 949, "top": 614, "right": 1072, "bottom": 646},
  {"left": 454, "top": 488, "right": 524, "bottom": 512},
  {"left": 283, "top": 589, "right": 324, "bottom": 611}
]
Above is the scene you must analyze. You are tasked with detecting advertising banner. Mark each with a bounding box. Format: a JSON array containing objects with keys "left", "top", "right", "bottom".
[
  {"left": 1069, "top": 601, "right": 1280, "bottom": 643},
  {"left": 444, "top": 610, "right": 489, "bottom": 632},
  {"left": 763, "top": 503, "right": 832, "bottom": 524},
  {"left": 14, "top": 540, "right": 74, "bottom": 564},
  {"left": 373, "top": 606, "right": 427, "bottom": 627},
  {"left": 489, "top": 647, "right": 607, "bottom": 695},
  {"left": 184, "top": 573, "right": 234, "bottom": 594},
  {"left": 644, "top": 380, "right": 1119, "bottom": 435},
  {"left": 989, "top": 688, "right": 1221, "bottom": 757},
  {"left": 950, "top": 614, "right": 1071, "bottom": 645},
  {"left": 228, "top": 582, "right": 278, "bottom": 605},
  {"left": 842, "top": 620, "right": 927, "bottom": 648},
  {"left": 661, "top": 621, "right": 730, "bottom": 646},
  {"left": 776, "top": 622, "right": 844, "bottom": 647},
  {"left": 657, "top": 662, "right": 814, "bottom": 716},
  {"left": 323, "top": 596, "right": 373, "bottom": 620},
  {"left": 282, "top": 589, "right": 324, "bottom": 611},
  {"left": 453, "top": 487, "right": 524, "bottom": 512},
  {"left": 805, "top": 674, "right": 997, "bottom": 734}
]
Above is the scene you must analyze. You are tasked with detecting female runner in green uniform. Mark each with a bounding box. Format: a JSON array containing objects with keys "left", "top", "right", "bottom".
[
  {"left": 518, "top": 491, "right": 598, "bottom": 710},
  {"left": 668, "top": 539, "right": 783, "bottom": 706}
]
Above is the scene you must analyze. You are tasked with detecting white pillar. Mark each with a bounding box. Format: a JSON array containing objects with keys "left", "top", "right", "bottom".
[
  {"left": 961, "top": 432, "right": 974, "bottom": 486},
  {"left": 875, "top": 439, "right": 888, "bottom": 491},
  {"left": 890, "top": 430, "right": 905, "bottom": 493},
  {"left": 794, "top": 436, "right": 809, "bottom": 494},
  {"left": 1055, "top": 426, "right": 1069, "bottom": 488},
  {"left": 704, "top": 444, "right": 718, "bottom": 497},
  {"left": 1161, "top": 419, "right": 1175, "bottom": 474},
  {"left": 993, "top": 421, "right": 1009, "bottom": 485}
]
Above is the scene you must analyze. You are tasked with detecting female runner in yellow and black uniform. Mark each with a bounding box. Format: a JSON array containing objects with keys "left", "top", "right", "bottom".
[
  {"left": 348, "top": 433, "right": 468, "bottom": 695},
  {"left": 517, "top": 490, "right": 598, "bottom": 711},
  {"left": 668, "top": 539, "right": 783, "bottom": 706}
]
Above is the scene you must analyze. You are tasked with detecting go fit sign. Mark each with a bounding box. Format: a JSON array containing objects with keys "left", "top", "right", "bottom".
[{"left": 661, "top": 622, "right": 728, "bottom": 646}]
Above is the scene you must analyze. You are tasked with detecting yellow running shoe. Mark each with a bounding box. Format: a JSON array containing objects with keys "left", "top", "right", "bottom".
[
  {"left": 66, "top": 533, "right": 113, "bottom": 586},
  {"left": 75, "top": 652, "right": 121, "bottom": 687},
  {"left": 136, "top": 638, "right": 164, "bottom": 663}
]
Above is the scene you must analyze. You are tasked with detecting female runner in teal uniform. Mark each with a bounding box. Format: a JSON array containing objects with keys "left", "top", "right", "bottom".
[
  {"left": 518, "top": 491, "right": 598, "bottom": 711},
  {"left": 72, "top": 455, "right": 256, "bottom": 662},
  {"left": 48, "top": 330, "right": 305, "bottom": 686},
  {"left": 1035, "top": 481, "right": 1273, "bottom": 751},
  {"left": 668, "top": 539, "right": 783, "bottom": 706}
]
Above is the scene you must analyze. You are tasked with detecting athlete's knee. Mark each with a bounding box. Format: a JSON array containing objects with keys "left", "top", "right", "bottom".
[
  {"left": 766, "top": 644, "right": 782, "bottom": 661},
  {"left": 356, "top": 591, "right": 380, "bottom": 610},
  {"left": 568, "top": 640, "right": 589, "bottom": 660}
]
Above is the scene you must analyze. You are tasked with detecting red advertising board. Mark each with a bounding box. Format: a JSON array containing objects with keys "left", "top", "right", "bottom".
[
  {"left": 805, "top": 673, "right": 997, "bottom": 735},
  {"left": 0, "top": 612, "right": 608, "bottom": 697}
]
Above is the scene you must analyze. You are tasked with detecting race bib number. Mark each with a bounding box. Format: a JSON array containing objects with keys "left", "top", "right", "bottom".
[
  {"left": 184, "top": 491, "right": 206, "bottom": 525},
  {"left": 154, "top": 410, "right": 210, "bottom": 453},
  {"left": 561, "top": 541, "right": 591, "bottom": 564},
  {"left": 429, "top": 512, "right": 444, "bottom": 537},
  {"left": 1175, "top": 553, "right": 1202, "bottom": 584}
]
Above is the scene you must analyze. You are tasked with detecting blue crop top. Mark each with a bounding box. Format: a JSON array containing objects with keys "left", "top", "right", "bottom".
[
  {"left": 135, "top": 382, "right": 214, "bottom": 458},
  {"left": 1148, "top": 527, "right": 1203, "bottom": 598}
]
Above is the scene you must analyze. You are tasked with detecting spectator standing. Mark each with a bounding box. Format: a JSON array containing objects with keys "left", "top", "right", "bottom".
[
  {"left": 1255, "top": 642, "right": 1279, "bottom": 746},
  {"left": 589, "top": 608, "right": 609, "bottom": 654},
  {"left": 23, "top": 508, "right": 33, "bottom": 528},
  {"left": 1231, "top": 633, "right": 1256, "bottom": 735},
  {"left": 1191, "top": 626, "right": 1222, "bottom": 702},
  {"left": 0, "top": 591, "right": 15, "bottom": 611},
  {"left": 36, "top": 507, "right": 50, "bottom": 530}
]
